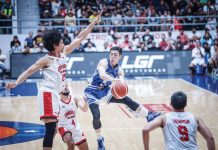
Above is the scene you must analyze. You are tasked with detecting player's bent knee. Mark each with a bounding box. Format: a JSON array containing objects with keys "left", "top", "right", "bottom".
[
  {"left": 93, "top": 118, "right": 101, "bottom": 130},
  {"left": 43, "top": 122, "right": 57, "bottom": 148}
]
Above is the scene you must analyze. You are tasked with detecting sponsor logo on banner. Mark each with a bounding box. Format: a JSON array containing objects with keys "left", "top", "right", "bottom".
[
  {"left": 121, "top": 55, "right": 165, "bottom": 69},
  {"left": 66, "top": 57, "right": 84, "bottom": 70},
  {"left": 121, "top": 55, "right": 165, "bottom": 74}
]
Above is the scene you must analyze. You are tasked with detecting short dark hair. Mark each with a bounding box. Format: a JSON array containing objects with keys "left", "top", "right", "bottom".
[
  {"left": 43, "top": 29, "right": 62, "bottom": 52},
  {"left": 171, "top": 91, "right": 187, "bottom": 110},
  {"left": 110, "top": 46, "right": 122, "bottom": 55}
]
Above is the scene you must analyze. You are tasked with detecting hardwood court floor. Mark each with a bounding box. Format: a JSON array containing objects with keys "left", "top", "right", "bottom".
[{"left": 0, "top": 78, "right": 218, "bottom": 150}]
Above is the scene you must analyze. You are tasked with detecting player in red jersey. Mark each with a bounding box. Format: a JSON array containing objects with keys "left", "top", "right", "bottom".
[
  {"left": 6, "top": 11, "right": 102, "bottom": 150},
  {"left": 58, "top": 83, "right": 89, "bottom": 150}
]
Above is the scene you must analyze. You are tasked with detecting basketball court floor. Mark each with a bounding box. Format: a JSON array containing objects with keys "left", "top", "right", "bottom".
[{"left": 0, "top": 75, "right": 218, "bottom": 150}]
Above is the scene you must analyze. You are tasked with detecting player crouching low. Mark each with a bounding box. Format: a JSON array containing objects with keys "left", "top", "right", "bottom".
[{"left": 58, "top": 83, "right": 89, "bottom": 150}]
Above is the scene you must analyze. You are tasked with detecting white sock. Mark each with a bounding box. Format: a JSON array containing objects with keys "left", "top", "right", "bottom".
[
  {"left": 135, "top": 105, "right": 149, "bottom": 117},
  {"left": 96, "top": 129, "right": 102, "bottom": 140}
]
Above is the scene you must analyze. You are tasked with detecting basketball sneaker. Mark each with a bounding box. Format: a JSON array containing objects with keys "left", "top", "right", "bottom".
[
  {"left": 97, "top": 137, "right": 105, "bottom": 150},
  {"left": 146, "top": 111, "right": 161, "bottom": 122}
]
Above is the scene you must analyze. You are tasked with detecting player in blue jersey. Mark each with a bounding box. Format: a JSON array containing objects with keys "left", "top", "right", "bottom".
[{"left": 84, "top": 46, "right": 160, "bottom": 150}]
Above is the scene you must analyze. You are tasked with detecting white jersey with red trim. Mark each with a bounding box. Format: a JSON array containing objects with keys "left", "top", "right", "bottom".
[
  {"left": 58, "top": 96, "right": 78, "bottom": 129},
  {"left": 40, "top": 53, "right": 67, "bottom": 93},
  {"left": 163, "top": 112, "right": 198, "bottom": 150}
]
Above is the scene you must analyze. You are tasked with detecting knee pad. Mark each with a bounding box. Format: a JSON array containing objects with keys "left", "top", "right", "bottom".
[
  {"left": 43, "top": 122, "right": 57, "bottom": 148},
  {"left": 93, "top": 118, "right": 101, "bottom": 130},
  {"left": 89, "top": 103, "right": 101, "bottom": 130}
]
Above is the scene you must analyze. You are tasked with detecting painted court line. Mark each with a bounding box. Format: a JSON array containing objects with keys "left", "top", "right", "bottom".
[{"left": 179, "top": 78, "right": 218, "bottom": 97}]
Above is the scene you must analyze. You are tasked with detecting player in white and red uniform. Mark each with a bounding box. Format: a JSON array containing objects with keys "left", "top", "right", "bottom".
[
  {"left": 6, "top": 11, "right": 102, "bottom": 150},
  {"left": 38, "top": 53, "right": 67, "bottom": 120},
  {"left": 58, "top": 83, "right": 89, "bottom": 150},
  {"left": 142, "top": 91, "right": 215, "bottom": 150}
]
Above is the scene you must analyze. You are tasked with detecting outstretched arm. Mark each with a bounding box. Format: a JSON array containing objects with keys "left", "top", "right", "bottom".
[
  {"left": 64, "top": 11, "right": 103, "bottom": 55},
  {"left": 197, "top": 117, "right": 215, "bottom": 150},
  {"left": 6, "top": 57, "right": 49, "bottom": 89},
  {"left": 142, "top": 116, "right": 164, "bottom": 150}
]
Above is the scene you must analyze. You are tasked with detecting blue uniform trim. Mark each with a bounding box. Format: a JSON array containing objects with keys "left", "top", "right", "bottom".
[{"left": 84, "top": 59, "right": 119, "bottom": 104}]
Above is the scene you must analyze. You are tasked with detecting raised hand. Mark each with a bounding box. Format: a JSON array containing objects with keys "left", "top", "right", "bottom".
[{"left": 93, "top": 10, "right": 103, "bottom": 24}]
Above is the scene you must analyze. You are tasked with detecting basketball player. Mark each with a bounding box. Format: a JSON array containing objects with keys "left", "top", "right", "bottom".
[
  {"left": 6, "top": 11, "right": 102, "bottom": 150},
  {"left": 142, "top": 91, "right": 215, "bottom": 150},
  {"left": 84, "top": 46, "right": 160, "bottom": 150},
  {"left": 58, "top": 83, "right": 89, "bottom": 150}
]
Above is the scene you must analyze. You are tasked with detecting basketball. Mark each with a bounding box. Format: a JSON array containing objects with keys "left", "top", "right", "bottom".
[{"left": 111, "top": 81, "right": 128, "bottom": 99}]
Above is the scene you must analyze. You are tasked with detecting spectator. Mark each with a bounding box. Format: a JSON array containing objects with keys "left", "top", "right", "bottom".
[
  {"left": 189, "top": 41, "right": 207, "bottom": 75},
  {"left": 74, "top": 43, "right": 84, "bottom": 53},
  {"left": 137, "top": 42, "right": 147, "bottom": 52},
  {"left": 132, "top": 33, "right": 140, "bottom": 50},
  {"left": 83, "top": 42, "right": 97, "bottom": 52},
  {"left": 33, "top": 30, "right": 43, "bottom": 48},
  {"left": 177, "top": 29, "right": 188, "bottom": 45},
  {"left": 203, "top": 42, "right": 211, "bottom": 64},
  {"left": 64, "top": 10, "right": 76, "bottom": 33},
  {"left": 184, "top": 40, "right": 195, "bottom": 51},
  {"left": 111, "top": 11, "right": 123, "bottom": 32},
  {"left": 166, "top": 30, "right": 175, "bottom": 46},
  {"left": 58, "top": 2, "right": 66, "bottom": 17},
  {"left": 148, "top": 42, "right": 158, "bottom": 51},
  {"left": 147, "top": 8, "right": 159, "bottom": 31},
  {"left": 188, "top": 27, "right": 201, "bottom": 41},
  {"left": 39, "top": 10, "right": 51, "bottom": 26},
  {"left": 10, "top": 35, "right": 21, "bottom": 48},
  {"left": 142, "top": 29, "right": 154, "bottom": 44},
  {"left": 22, "top": 45, "right": 32, "bottom": 55},
  {"left": 52, "top": 9, "right": 65, "bottom": 32},
  {"left": 121, "top": 34, "right": 132, "bottom": 51},
  {"left": 51, "top": 0, "right": 61, "bottom": 16},
  {"left": 123, "top": 9, "right": 135, "bottom": 32},
  {"left": 0, "top": 48, "right": 7, "bottom": 74},
  {"left": 208, "top": 45, "right": 218, "bottom": 73},
  {"left": 1, "top": 0, "right": 14, "bottom": 34},
  {"left": 201, "top": 31, "right": 213, "bottom": 46},
  {"left": 11, "top": 41, "right": 22, "bottom": 53},
  {"left": 62, "top": 29, "right": 71, "bottom": 45},
  {"left": 89, "top": 9, "right": 98, "bottom": 23},
  {"left": 136, "top": 8, "right": 148, "bottom": 31},
  {"left": 83, "top": 38, "right": 96, "bottom": 49},
  {"left": 107, "top": 36, "right": 120, "bottom": 49},
  {"left": 157, "top": 0, "right": 169, "bottom": 16},
  {"left": 24, "top": 31, "right": 34, "bottom": 48},
  {"left": 205, "top": 17, "right": 217, "bottom": 31},
  {"left": 159, "top": 38, "right": 169, "bottom": 51},
  {"left": 175, "top": 36, "right": 184, "bottom": 50},
  {"left": 38, "top": 0, "right": 52, "bottom": 18},
  {"left": 32, "top": 43, "right": 47, "bottom": 53}
]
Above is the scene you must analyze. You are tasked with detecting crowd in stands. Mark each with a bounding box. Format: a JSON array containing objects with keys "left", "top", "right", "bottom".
[
  {"left": 0, "top": 0, "right": 14, "bottom": 34},
  {"left": 37, "top": 0, "right": 218, "bottom": 33}
]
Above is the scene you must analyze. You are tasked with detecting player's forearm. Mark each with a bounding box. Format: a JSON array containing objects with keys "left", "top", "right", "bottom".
[
  {"left": 99, "top": 73, "right": 119, "bottom": 82},
  {"left": 76, "top": 21, "right": 96, "bottom": 41},
  {"left": 207, "top": 137, "right": 215, "bottom": 150},
  {"left": 65, "top": 21, "right": 96, "bottom": 54},
  {"left": 142, "top": 129, "right": 149, "bottom": 150},
  {"left": 15, "top": 71, "right": 31, "bottom": 85}
]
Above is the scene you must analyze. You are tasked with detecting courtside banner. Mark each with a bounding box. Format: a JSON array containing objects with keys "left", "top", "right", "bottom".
[{"left": 10, "top": 51, "right": 191, "bottom": 78}]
